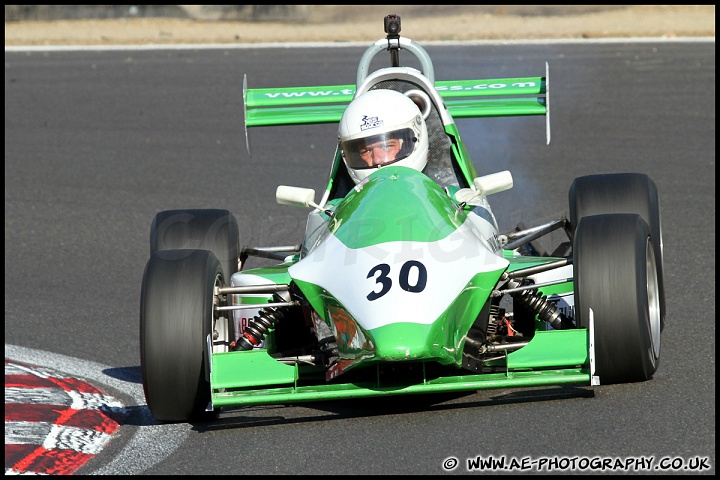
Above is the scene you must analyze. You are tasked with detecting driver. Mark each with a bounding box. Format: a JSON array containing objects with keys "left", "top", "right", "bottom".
[
  {"left": 338, "top": 89, "right": 428, "bottom": 184},
  {"left": 357, "top": 136, "right": 403, "bottom": 167}
]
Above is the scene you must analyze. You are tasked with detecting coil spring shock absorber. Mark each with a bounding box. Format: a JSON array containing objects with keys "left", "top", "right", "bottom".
[
  {"left": 232, "top": 306, "right": 288, "bottom": 351},
  {"left": 515, "top": 286, "right": 574, "bottom": 330}
]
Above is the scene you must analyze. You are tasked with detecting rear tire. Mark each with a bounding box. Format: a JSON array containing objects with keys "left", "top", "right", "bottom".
[
  {"left": 150, "top": 209, "right": 240, "bottom": 282},
  {"left": 574, "top": 214, "right": 661, "bottom": 384},
  {"left": 140, "top": 249, "right": 223, "bottom": 422},
  {"left": 569, "top": 173, "right": 665, "bottom": 330}
]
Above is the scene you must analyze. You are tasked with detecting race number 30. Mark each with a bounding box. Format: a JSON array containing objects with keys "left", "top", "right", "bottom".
[{"left": 366, "top": 261, "right": 427, "bottom": 300}]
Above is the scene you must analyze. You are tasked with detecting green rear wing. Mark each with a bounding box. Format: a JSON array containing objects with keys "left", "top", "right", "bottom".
[{"left": 244, "top": 63, "right": 549, "bottom": 132}]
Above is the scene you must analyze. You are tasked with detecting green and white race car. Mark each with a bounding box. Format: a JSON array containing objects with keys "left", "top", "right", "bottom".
[{"left": 140, "top": 14, "right": 664, "bottom": 423}]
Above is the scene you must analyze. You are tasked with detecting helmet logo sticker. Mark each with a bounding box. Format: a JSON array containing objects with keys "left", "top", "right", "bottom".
[{"left": 360, "top": 115, "right": 383, "bottom": 131}]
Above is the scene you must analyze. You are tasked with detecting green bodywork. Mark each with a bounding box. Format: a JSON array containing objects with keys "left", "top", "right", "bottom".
[
  {"left": 211, "top": 328, "right": 590, "bottom": 407},
  {"left": 213, "top": 169, "right": 588, "bottom": 406},
  {"left": 212, "top": 69, "right": 593, "bottom": 408},
  {"left": 214, "top": 278, "right": 587, "bottom": 408},
  {"left": 329, "top": 167, "right": 464, "bottom": 246}
]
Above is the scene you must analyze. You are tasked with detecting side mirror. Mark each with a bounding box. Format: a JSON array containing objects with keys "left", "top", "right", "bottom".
[
  {"left": 473, "top": 170, "right": 513, "bottom": 196},
  {"left": 455, "top": 171, "right": 514, "bottom": 205},
  {"left": 276, "top": 185, "right": 320, "bottom": 209}
]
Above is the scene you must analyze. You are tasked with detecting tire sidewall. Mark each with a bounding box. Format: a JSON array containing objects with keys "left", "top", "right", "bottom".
[
  {"left": 574, "top": 214, "right": 659, "bottom": 383},
  {"left": 140, "top": 249, "right": 222, "bottom": 422}
]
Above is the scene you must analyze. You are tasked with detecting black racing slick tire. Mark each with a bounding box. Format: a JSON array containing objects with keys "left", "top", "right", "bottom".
[
  {"left": 150, "top": 209, "right": 240, "bottom": 282},
  {"left": 140, "top": 249, "right": 223, "bottom": 423},
  {"left": 569, "top": 173, "right": 665, "bottom": 331},
  {"left": 573, "top": 214, "right": 661, "bottom": 384}
]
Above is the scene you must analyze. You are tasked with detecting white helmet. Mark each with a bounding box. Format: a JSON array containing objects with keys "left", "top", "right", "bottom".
[{"left": 338, "top": 89, "right": 428, "bottom": 184}]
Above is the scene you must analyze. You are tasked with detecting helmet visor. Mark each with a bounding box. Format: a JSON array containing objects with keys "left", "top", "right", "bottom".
[{"left": 342, "top": 128, "right": 417, "bottom": 169}]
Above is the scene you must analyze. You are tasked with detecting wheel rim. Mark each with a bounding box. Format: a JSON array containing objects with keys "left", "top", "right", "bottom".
[{"left": 645, "top": 238, "right": 661, "bottom": 358}]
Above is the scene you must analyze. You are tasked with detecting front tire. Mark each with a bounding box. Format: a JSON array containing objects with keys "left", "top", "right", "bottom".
[
  {"left": 574, "top": 214, "right": 661, "bottom": 384},
  {"left": 140, "top": 249, "right": 223, "bottom": 422}
]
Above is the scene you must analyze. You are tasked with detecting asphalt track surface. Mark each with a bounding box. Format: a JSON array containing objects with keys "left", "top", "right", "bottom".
[{"left": 5, "top": 38, "right": 715, "bottom": 475}]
